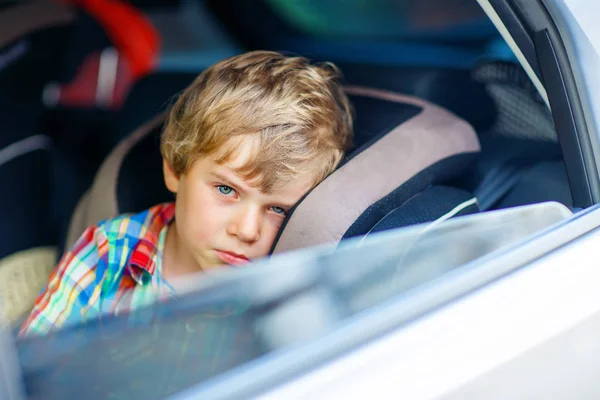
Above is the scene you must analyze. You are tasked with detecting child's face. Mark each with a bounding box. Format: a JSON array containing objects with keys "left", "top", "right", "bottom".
[{"left": 163, "top": 139, "right": 315, "bottom": 270}]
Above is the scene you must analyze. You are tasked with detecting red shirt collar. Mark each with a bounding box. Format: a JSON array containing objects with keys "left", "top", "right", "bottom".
[{"left": 128, "top": 202, "right": 175, "bottom": 280}]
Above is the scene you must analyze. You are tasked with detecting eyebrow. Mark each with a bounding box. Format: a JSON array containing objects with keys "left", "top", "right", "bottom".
[
  {"left": 210, "top": 169, "right": 297, "bottom": 208},
  {"left": 210, "top": 170, "right": 251, "bottom": 194}
]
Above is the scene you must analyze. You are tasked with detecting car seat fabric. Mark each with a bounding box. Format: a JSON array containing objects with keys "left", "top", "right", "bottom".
[
  {"left": 338, "top": 63, "right": 496, "bottom": 133},
  {"left": 0, "top": 0, "right": 81, "bottom": 323},
  {"left": 453, "top": 131, "right": 564, "bottom": 212},
  {"left": 0, "top": 0, "right": 75, "bottom": 150},
  {"left": 65, "top": 85, "right": 480, "bottom": 256},
  {"left": 0, "top": 247, "right": 57, "bottom": 324},
  {"left": 0, "top": 0, "right": 74, "bottom": 50},
  {"left": 272, "top": 86, "right": 479, "bottom": 254},
  {"left": 0, "top": 136, "right": 54, "bottom": 259},
  {"left": 366, "top": 186, "right": 479, "bottom": 235},
  {"left": 472, "top": 61, "right": 555, "bottom": 142},
  {"left": 0, "top": 135, "right": 58, "bottom": 324},
  {"left": 495, "top": 161, "right": 573, "bottom": 210},
  {"left": 66, "top": 114, "right": 165, "bottom": 249},
  {"left": 345, "top": 172, "right": 480, "bottom": 239},
  {"left": 0, "top": 0, "right": 87, "bottom": 254}
]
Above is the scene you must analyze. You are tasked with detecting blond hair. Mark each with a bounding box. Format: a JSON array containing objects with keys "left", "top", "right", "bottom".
[{"left": 160, "top": 50, "right": 353, "bottom": 192}]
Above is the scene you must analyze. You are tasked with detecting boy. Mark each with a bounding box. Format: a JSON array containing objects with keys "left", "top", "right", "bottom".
[{"left": 19, "top": 51, "right": 353, "bottom": 336}]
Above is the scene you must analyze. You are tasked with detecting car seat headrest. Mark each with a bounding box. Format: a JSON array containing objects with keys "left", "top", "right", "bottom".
[{"left": 271, "top": 86, "right": 480, "bottom": 254}]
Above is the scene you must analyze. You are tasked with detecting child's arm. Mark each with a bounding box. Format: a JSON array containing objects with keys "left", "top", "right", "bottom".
[{"left": 18, "top": 225, "right": 106, "bottom": 337}]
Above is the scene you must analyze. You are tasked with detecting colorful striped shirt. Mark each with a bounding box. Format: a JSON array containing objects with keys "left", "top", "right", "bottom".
[{"left": 19, "top": 203, "right": 176, "bottom": 336}]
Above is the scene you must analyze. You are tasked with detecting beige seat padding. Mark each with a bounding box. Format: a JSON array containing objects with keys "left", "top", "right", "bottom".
[
  {"left": 0, "top": 247, "right": 57, "bottom": 324},
  {"left": 65, "top": 114, "right": 165, "bottom": 250},
  {"left": 272, "top": 86, "right": 480, "bottom": 253}
]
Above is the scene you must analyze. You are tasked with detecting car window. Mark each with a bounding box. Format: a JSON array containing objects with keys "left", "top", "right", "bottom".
[{"left": 14, "top": 202, "right": 572, "bottom": 399}]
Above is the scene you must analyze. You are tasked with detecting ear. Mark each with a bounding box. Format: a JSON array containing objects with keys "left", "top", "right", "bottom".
[{"left": 163, "top": 158, "right": 180, "bottom": 193}]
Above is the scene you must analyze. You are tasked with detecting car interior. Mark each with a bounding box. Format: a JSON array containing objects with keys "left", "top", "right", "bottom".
[
  {"left": 0, "top": 0, "right": 577, "bottom": 396},
  {"left": 0, "top": 0, "right": 570, "bottom": 320}
]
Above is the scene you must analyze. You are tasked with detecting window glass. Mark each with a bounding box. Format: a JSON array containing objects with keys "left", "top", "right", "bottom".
[{"left": 15, "top": 202, "right": 571, "bottom": 399}]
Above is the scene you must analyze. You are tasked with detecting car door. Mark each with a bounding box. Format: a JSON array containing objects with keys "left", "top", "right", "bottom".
[{"left": 8, "top": 201, "right": 584, "bottom": 400}]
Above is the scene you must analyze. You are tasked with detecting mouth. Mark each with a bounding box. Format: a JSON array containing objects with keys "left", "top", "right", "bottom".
[{"left": 214, "top": 250, "right": 250, "bottom": 266}]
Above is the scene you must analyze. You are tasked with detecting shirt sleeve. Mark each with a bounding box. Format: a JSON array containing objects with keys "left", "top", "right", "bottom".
[{"left": 18, "top": 225, "right": 106, "bottom": 337}]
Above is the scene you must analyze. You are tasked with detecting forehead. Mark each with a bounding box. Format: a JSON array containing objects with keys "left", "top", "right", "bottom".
[
  {"left": 206, "top": 136, "right": 317, "bottom": 198},
  {"left": 214, "top": 135, "right": 260, "bottom": 170}
]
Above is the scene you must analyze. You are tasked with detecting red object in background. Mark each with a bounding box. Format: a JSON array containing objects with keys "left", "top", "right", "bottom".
[
  {"left": 44, "top": 49, "right": 134, "bottom": 110},
  {"left": 46, "top": 0, "right": 161, "bottom": 110},
  {"left": 57, "top": 0, "right": 161, "bottom": 79}
]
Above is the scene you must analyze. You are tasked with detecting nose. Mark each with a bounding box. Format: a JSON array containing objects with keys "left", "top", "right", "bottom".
[{"left": 228, "top": 204, "right": 261, "bottom": 243}]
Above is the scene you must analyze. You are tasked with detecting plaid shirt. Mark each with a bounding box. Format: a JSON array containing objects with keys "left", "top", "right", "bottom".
[
  {"left": 19, "top": 203, "right": 176, "bottom": 337},
  {"left": 19, "top": 203, "right": 264, "bottom": 389}
]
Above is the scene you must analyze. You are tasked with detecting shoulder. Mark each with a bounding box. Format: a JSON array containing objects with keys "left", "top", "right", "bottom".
[
  {"left": 96, "top": 203, "right": 174, "bottom": 241},
  {"left": 91, "top": 203, "right": 175, "bottom": 264}
]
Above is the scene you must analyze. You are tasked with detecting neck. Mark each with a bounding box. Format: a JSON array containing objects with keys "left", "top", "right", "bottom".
[{"left": 162, "top": 220, "right": 203, "bottom": 280}]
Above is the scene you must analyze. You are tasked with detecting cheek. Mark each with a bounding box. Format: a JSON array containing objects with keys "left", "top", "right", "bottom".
[
  {"left": 255, "top": 222, "right": 283, "bottom": 256},
  {"left": 176, "top": 182, "right": 227, "bottom": 243}
]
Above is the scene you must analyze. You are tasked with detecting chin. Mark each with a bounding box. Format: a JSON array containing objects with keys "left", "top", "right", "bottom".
[{"left": 196, "top": 254, "right": 223, "bottom": 270}]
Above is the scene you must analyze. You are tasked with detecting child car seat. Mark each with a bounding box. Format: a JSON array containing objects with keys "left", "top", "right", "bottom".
[{"left": 65, "top": 85, "right": 481, "bottom": 253}]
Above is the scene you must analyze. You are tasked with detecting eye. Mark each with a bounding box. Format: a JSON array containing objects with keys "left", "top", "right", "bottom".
[
  {"left": 270, "top": 206, "right": 287, "bottom": 216},
  {"left": 216, "top": 185, "right": 236, "bottom": 197}
]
